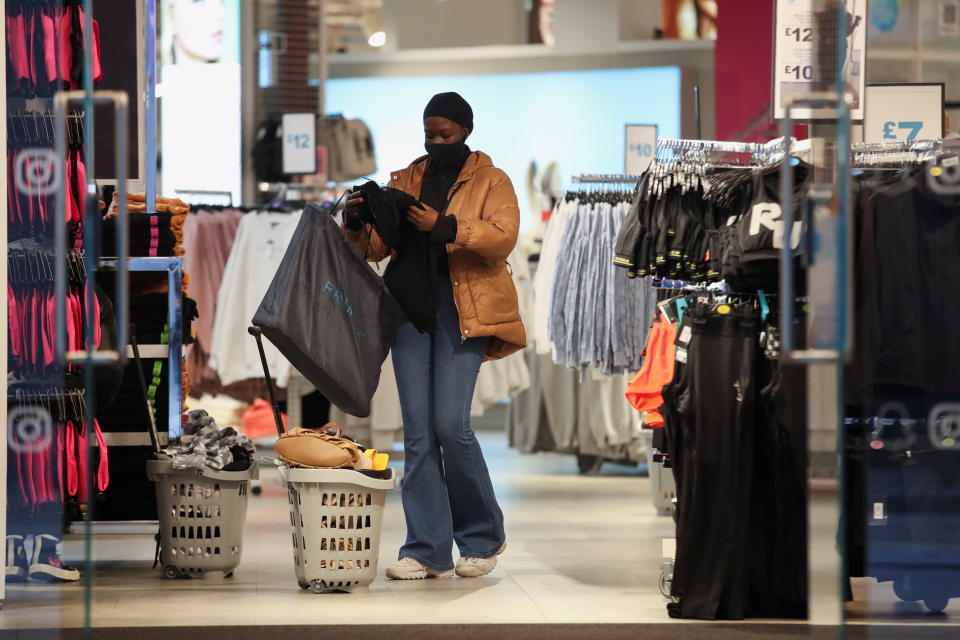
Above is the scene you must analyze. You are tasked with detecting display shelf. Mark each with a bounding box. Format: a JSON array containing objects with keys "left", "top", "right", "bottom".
[
  {"left": 99, "top": 256, "right": 184, "bottom": 438},
  {"left": 126, "top": 344, "right": 169, "bottom": 359},
  {"left": 67, "top": 521, "right": 159, "bottom": 536},
  {"left": 98, "top": 433, "right": 169, "bottom": 448}
]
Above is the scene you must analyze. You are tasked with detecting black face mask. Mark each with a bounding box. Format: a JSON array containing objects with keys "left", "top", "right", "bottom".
[{"left": 424, "top": 141, "right": 467, "bottom": 169}]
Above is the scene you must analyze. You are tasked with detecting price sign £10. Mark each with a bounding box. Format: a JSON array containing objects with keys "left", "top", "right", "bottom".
[{"left": 625, "top": 124, "right": 657, "bottom": 175}]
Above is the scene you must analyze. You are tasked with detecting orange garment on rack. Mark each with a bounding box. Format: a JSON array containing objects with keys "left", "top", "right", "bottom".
[
  {"left": 625, "top": 314, "right": 677, "bottom": 427},
  {"left": 242, "top": 398, "right": 288, "bottom": 440}
]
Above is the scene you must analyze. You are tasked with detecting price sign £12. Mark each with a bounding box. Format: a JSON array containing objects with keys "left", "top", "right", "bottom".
[{"left": 282, "top": 113, "right": 317, "bottom": 175}]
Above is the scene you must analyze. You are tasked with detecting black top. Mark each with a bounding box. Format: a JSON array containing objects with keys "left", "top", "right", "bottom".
[{"left": 420, "top": 146, "right": 470, "bottom": 276}]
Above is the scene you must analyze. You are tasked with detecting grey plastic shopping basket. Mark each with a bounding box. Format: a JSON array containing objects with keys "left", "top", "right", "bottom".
[
  {"left": 279, "top": 465, "right": 396, "bottom": 593},
  {"left": 147, "top": 459, "right": 259, "bottom": 579}
]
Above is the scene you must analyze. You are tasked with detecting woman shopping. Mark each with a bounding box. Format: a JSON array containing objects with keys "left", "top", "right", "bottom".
[{"left": 343, "top": 92, "right": 525, "bottom": 580}]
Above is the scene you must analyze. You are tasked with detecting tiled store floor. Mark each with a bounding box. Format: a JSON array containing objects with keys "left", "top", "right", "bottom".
[{"left": 2, "top": 432, "right": 958, "bottom": 635}]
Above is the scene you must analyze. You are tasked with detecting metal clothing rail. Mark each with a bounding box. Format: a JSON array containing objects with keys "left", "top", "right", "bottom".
[
  {"left": 656, "top": 136, "right": 794, "bottom": 154},
  {"left": 570, "top": 174, "right": 642, "bottom": 184},
  {"left": 850, "top": 139, "right": 941, "bottom": 152},
  {"left": 851, "top": 138, "right": 942, "bottom": 166}
]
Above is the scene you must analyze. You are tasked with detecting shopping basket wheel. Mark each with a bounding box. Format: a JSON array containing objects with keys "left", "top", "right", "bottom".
[
  {"left": 298, "top": 581, "right": 310, "bottom": 591},
  {"left": 163, "top": 566, "right": 180, "bottom": 580},
  {"left": 893, "top": 576, "right": 918, "bottom": 602},
  {"left": 658, "top": 571, "right": 671, "bottom": 598},
  {"left": 252, "top": 485, "right": 263, "bottom": 496},
  {"left": 310, "top": 580, "right": 327, "bottom": 594},
  {"left": 224, "top": 571, "right": 235, "bottom": 579},
  {"left": 923, "top": 597, "right": 948, "bottom": 614}
]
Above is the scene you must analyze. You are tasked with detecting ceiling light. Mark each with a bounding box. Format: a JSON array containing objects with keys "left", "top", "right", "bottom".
[{"left": 367, "top": 31, "right": 386, "bottom": 47}]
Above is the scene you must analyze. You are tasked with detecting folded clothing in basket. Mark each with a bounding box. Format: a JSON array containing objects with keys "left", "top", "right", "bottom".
[{"left": 164, "top": 409, "right": 255, "bottom": 471}]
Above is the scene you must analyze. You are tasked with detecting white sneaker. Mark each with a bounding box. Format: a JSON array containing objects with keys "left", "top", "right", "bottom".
[
  {"left": 385, "top": 556, "right": 454, "bottom": 580},
  {"left": 456, "top": 542, "right": 507, "bottom": 578}
]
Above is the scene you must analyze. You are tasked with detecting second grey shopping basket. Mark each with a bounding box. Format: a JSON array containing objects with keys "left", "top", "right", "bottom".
[
  {"left": 147, "top": 459, "right": 259, "bottom": 579},
  {"left": 279, "top": 465, "right": 396, "bottom": 593}
]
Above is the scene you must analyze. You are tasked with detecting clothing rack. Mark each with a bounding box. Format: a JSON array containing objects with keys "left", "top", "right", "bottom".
[
  {"left": 7, "top": 110, "right": 85, "bottom": 145},
  {"left": 653, "top": 137, "right": 800, "bottom": 171},
  {"left": 8, "top": 386, "right": 88, "bottom": 422},
  {"left": 570, "top": 173, "right": 642, "bottom": 184},
  {"left": 851, "top": 139, "right": 942, "bottom": 167},
  {"left": 653, "top": 279, "right": 729, "bottom": 292},
  {"left": 8, "top": 248, "right": 86, "bottom": 284},
  {"left": 174, "top": 189, "right": 234, "bottom": 208}
]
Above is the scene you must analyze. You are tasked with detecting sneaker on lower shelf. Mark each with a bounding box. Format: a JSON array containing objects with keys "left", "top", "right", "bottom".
[
  {"left": 385, "top": 556, "right": 453, "bottom": 580},
  {"left": 28, "top": 535, "right": 80, "bottom": 583},
  {"left": 455, "top": 541, "right": 507, "bottom": 578},
  {"left": 5, "top": 535, "right": 28, "bottom": 583}
]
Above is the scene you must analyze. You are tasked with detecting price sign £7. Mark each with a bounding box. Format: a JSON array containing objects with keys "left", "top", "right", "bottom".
[{"left": 882, "top": 121, "right": 924, "bottom": 141}]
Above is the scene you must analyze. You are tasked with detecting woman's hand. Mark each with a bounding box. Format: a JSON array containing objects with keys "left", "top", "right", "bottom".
[
  {"left": 344, "top": 190, "right": 365, "bottom": 221},
  {"left": 407, "top": 202, "right": 440, "bottom": 232}
]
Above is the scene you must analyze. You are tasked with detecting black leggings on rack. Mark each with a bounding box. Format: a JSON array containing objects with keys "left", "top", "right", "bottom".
[{"left": 663, "top": 306, "right": 808, "bottom": 620}]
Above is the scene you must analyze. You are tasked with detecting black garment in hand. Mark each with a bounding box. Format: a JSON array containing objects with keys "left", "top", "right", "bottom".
[{"left": 353, "top": 181, "right": 437, "bottom": 333}]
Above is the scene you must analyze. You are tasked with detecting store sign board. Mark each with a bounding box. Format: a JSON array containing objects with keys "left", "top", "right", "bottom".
[
  {"left": 863, "top": 83, "right": 945, "bottom": 143},
  {"left": 939, "top": 0, "right": 960, "bottom": 37},
  {"left": 625, "top": 124, "right": 658, "bottom": 175},
  {"left": 282, "top": 113, "right": 317, "bottom": 175},
  {"left": 773, "top": 0, "right": 868, "bottom": 121}
]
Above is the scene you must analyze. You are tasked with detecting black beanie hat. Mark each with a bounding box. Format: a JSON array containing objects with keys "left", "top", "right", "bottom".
[{"left": 423, "top": 92, "right": 473, "bottom": 133}]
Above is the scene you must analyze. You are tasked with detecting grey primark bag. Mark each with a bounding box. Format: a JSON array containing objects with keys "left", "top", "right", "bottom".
[{"left": 252, "top": 203, "right": 404, "bottom": 417}]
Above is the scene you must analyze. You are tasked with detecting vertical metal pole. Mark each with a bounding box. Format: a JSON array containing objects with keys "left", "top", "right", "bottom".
[
  {"left": 167, "top": 261, "right": 183, "bottom": 439},
  {"left": 0, "top": 0, "right": 7, "bottom": 606},
  {"left": 693, "top": 85, "right": 702, "bottom": 140},
  {"left": 833, "top": 1, "right": 852, "bottom": 636},
  {"left": 146, "top": 0, "right": 158, "bottom": 211},
  {"left": 81, "top": 2, "right": 96, "bottom": 636}
]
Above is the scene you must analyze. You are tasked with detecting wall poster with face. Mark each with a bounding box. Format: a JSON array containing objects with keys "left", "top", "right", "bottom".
[{"left": 159, "top": 0, "right": 242, "bottom": 204}]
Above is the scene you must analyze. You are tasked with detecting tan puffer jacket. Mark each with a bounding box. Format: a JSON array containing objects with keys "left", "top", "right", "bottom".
[{"left": 344, "top": 150, "right": 526, "bottom": 361}]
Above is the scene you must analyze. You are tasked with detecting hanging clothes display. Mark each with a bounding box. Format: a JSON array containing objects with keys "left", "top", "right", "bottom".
[
  {"left": 209, "top": 209, "right": 303, "bottom": 388},
  {"left": 613, "top": 150, "right": 810, "bottom": 293},
  {"left": 845, "top": 157, "right": 960, "bottom": 609},
  {"left": 547, "top": 180, "right": 658, "bottom": 376},
  {"left": 5, "top": 0, "right": 102, "bottom": 97},
  {"left": 614, "top": 139, "right": 813, "bottom": 619},
  {"left": 510, "top": 188, "right": 650, "bottom": 464},
  {"left": 181, "top": 207, "right": 268, "bottom": 402},
  {"left": 658, "top": 293, "right": 807, "bottom": 620},
  {"left": 7, "top": 388, "right": 109, "bottom": 512},
  {"left": 7, "top": 112, "right": 88, "bottom": 243}
]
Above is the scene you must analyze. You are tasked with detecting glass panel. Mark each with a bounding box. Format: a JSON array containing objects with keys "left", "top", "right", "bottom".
[
  {"left": 917, "top": 0, "right": 960, "bottom": 52},
  {"left": 866, "top": 0, "right": 915, "bottom": 47},
  {"left": 846, "top": 1, "right": 960, "bottom": 635},
  {"left": 923, "top": 60, "right": 960, "bottom": 102},
  {"left": 866, "top": 59, "right": 914, "bottom": 84},
  {"left": 4, "top": 0, "right": 101, "bottom": 632}
]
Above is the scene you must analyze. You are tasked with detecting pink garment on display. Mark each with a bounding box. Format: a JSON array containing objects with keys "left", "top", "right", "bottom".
[
  {"left": 42, "top": 13, "right": 57, "bottom": 85},
  {"left": 57, "top": 424, "right": 66, "bottom": 502},
  {"left": 93, "top": 420, "right": 109, "bottom": 491},
  {"left": 66, "top": 421, "right": 78, "bottom": 497},
  {"left": 8, "top": 15, "right": 30, "bottom": 85}
]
